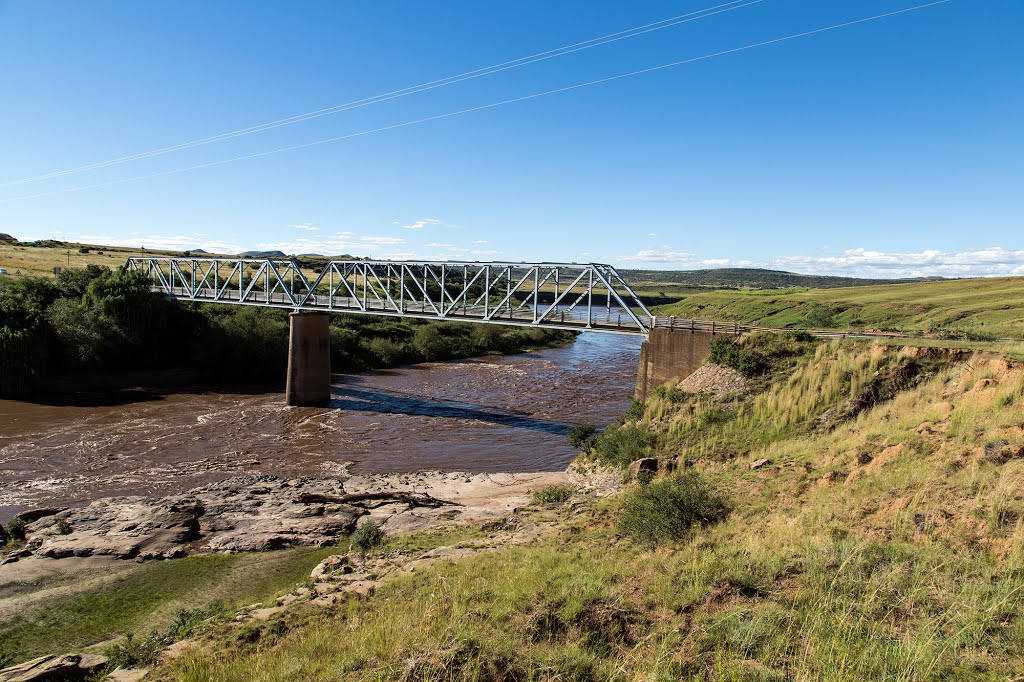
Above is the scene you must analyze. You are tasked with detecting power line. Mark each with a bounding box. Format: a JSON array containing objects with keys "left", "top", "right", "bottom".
[
  {"left": 0, "top": 0, "right": 953, "bottom": 206},
  {"left": 0, "top": 0, "right": 763, "bottom": 188}
]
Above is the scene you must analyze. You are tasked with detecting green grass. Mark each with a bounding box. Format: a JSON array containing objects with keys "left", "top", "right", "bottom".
[
  {"left": 654, "top": 276, "right": 1024, "bottom": 338},
  {"left": 531, "top": 484, "right": 575, "bottom": 505},
  {"left": 0, "top": 545, "right": 343, "bottom": 664}
]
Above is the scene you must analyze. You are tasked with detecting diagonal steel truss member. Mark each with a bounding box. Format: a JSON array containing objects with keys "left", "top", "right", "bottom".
[{"left": 124, "top": 257, "right": 654, "bottom": 334}]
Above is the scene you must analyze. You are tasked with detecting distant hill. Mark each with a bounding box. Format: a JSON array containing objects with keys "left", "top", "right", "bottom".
[
  {"left": 621, "top": 267, "right": 935, "bottom": 290},
  {"left": 653, "top": 276, "right": 1024, "bottom": 337},
  {"left": 238, "top": 250, "right": 287, "bottom": 258},
  {"left": 0, "top": 233, "right": 17, "bottom": 243}
]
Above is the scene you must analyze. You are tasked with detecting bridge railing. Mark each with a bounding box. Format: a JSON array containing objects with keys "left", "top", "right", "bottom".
[{"left": 124, "top": 257, "right": 655, "bottom": 334}]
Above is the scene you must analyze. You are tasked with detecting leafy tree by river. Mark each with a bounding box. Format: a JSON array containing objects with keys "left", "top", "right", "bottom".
[{"left": 0, "top": 265, "right": 573, "bottom": 398}]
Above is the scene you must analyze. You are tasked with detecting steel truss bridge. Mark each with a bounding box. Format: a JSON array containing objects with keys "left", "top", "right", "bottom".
[{"left": 125, "top": 257, "right": 655, "bottom": 334}]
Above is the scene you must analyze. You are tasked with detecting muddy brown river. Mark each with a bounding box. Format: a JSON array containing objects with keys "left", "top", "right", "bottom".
[{"left": 0, "top": 333, "right": 641, "bottom": 520}]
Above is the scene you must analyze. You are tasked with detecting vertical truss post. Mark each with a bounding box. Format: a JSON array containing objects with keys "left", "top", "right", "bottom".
[
  {"left": 483, "top": 266, "right": 490, "bottom": 318},
  {"left": 587, "top": 268, "right": 593, "bottom": 328},
  {"left": 532, "top": 267, "right": 540, "bottom": 323}
]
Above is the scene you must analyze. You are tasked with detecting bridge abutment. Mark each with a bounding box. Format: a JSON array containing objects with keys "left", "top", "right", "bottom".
[
  {"left": 286, "top": 312, "right": 331, "bottom": 406},
  {"left": 634, "top": 327, "right": 721, "bottom": 401}
]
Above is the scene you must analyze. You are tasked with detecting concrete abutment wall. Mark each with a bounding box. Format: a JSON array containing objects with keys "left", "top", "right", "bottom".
[
  {"left": 634, "top": 327, "right": 729, "bottom": 401},
  {"left": 286, "top": 312, "right": 331, "bottom": 406}
]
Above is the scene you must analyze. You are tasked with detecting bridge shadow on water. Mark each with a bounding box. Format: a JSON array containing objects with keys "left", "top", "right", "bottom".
[{"left": 327, "top": 385, "right": 571, "bottom": 435}]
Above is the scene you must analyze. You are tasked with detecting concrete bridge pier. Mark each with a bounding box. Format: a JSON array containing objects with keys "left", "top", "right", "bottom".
[
  {"left": 634, "top": 327, "right": 725, "bottom": 401},
  {"left": 286, "top": 312, "right": 331, "bottom": 406}
]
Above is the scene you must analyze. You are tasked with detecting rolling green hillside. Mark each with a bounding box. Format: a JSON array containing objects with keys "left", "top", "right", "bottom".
[
  {"left": 653, "top": 276, "right": 1024, "bottom": 338},
  {"left": 621, "top": 267, "right": 928, "bottom": 291}
]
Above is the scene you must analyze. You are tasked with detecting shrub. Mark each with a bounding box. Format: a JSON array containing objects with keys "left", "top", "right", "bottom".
[
  {"left": 567, "top": 424, "right": 597, "bottom": 449},
  {"left": 105, "top": 603, "right": 222, "bottom": 667},
  {"left": 366, "top": 337, "right": 406, "bottom": 367},
  {"left": 708, "top": 337, "right": 767, "bottom": 376},
  {"left": 624, "top": 399, "right": 645, "bottom": 422},
  {"left": 5, "top": 518, "right": 26, "bottom": 542},
  {"left": 589, "top": 425, "right": 656, "bottom": 468},
  {"left": 350, "top": 520, "right": 385, "bottom": 553},
  {"left": 531, "top": 485, "right": 574, "bottom": 505},
  {"left": 54, "top": 518, "right": 72, "bottom": 535},
  {"left": 413, "top": 325, "right": 450, "bottom": 361},
  {"left": 617, "top": 470, "right": 729, "bottom": 544},
  {"left": 105, "top": 632, "right": 164, "bottom": 668},
  {"left": 803, "top": 303, "right": 839, "bottom": 328},
  {"left": 651, "top": 384, "right": 686, "bottom": 403},
  {"left": 708, "top": 331, "right": 818, "bottom": 378}
]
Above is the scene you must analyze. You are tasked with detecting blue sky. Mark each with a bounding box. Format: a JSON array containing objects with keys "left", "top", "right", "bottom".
[{"left": 1, "top": 0, "right": 1021, "bottom": 277}]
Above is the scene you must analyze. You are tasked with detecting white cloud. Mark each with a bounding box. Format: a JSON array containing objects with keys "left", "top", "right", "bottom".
[
  {"left": 252, "top": 233, "right": 406, "bottom": 256},
  {"left": 291, "top": 224, "right": 319, "bottom": 232},
  {"left": 473, "top": 240, "right": 489, "bottom": 245},
  {"left": 401, "top": 218, "right": 442, "bottom": 230},
  {"left": 74, "top": 234, "right": 242, "bottom": 254},
  {"left": 647, "top": 232, "right": 657, "bottom": 237},
  {"left": 613, "top": 245, "right": 1024, "bottom": 278},
  {"left": 770, "top": 247, "right": 1024, "bottom": 278},
  {"left": 615, "top": 249, "right": 696, "bottom": 264}
]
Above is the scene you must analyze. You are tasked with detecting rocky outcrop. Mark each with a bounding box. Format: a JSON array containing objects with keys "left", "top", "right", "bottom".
[
  {"left": 9, "top": 471, "right": 566, "bottom": 563},
  {"left": 18, "top": 476, "right": 400, "bottom": 561},
  {"left": 0, "top": 653, "right": 106, "bottom": 682}
]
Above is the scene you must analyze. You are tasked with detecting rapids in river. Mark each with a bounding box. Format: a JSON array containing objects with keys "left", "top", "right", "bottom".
[{"left": 0, "top": 333, "right": 641, "bottom": 520}]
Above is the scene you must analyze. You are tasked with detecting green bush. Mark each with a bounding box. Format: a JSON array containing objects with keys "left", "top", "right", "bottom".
[
  {"left": 350, "top": 520, "right": 385, "bottom": 553},
  {"left": 105, "top": 603, "right": 221, "bottom": 668},
  {"left": 651, "top": 384, "right": 686, "bottom": 403},
  {"left": 624, "top": 399, "right": 645, "bottom": 421},
  {"left": 366, "top": 337, "right": 407, "bottom": 367},
  {"left": 803, "top": 303, "right": 839, "bottom": 329},
  {"left": 617, "top": 470, "right": 728, "bottom": 544},
  {"left": 567, "top": 424, "right": 597, "bottom": 449},
  {"left": 708, "top": 331, "right": 818, "bottom": 378},
  {"left": 589, "top": 425, "right": 656, "bottom": 468},
  {"left": 531, "top": 485, "right": 574, "bottom": 505},
  {"left": 708, "top": 337, "right": 767, "bottom": 376},
  {"left": 5, "top": 518, "right": 26, "bottom": 542},
  {"left": 105, "top": 632, "right": 164, "bottom": 668}
]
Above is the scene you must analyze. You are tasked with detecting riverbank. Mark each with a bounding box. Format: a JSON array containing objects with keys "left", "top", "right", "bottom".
[{"left": 0, "top": 467, "right": 601, "bottom": 668}]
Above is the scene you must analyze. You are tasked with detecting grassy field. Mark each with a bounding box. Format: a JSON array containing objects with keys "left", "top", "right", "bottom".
[
  {"left": 0, "top": 241, "right": 188, "bottom": 279},
  {"left": 653, "top": 276, "right": 1024, "bottom": 338},
  {"left": 0, "top": 545, "right": 346, "bottom": 666},
  {"left": 134, "top": 337, "right": 1024, "bottom": 681}
]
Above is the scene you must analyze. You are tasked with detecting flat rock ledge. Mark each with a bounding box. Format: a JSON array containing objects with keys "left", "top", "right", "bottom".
[
  {"left": 7, "top": 471, "right": 568, "bottom": 563},
  {"left": 0, "top": 653, "right": 107, "bottom": 682}
]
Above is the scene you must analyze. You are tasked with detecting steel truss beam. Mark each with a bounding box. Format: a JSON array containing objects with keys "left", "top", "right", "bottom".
[{"left": 125, "top": 258, "right": 654, "bottom": 334}]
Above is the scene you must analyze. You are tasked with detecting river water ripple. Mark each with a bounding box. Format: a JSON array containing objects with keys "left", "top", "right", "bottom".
[{"left": 0, "top": 333, "right": 641, "bottom": 520}]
